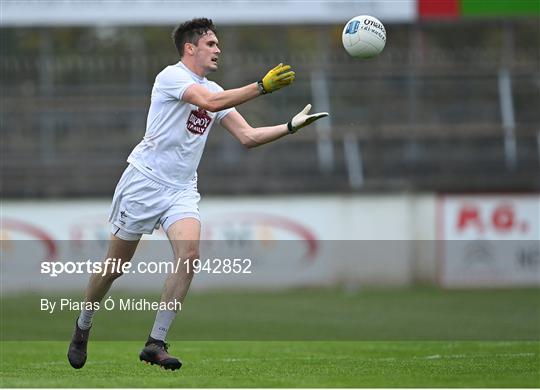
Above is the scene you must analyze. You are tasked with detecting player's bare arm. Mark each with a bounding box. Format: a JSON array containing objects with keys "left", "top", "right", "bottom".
[
  {"left": 182, "top": 63, "right": 295, "bottom": 112},
  {"left": 220, "top": 110, "right": 288, "bottom": 148},
  {"left": 221, "top": 105, "right": 329, "bottom": 148},
  {"left": 183, "top": 83, "right": 259, "bottom": 112}
]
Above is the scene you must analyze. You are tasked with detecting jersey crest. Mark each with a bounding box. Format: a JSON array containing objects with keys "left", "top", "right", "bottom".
[{"left": 186, "top": 107, "right": 212, "bottom": 135}]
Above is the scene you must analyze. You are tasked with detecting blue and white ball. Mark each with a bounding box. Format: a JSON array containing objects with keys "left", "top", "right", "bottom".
[{"left": 342, "top": 15, "right": 386, "bottom": 59}]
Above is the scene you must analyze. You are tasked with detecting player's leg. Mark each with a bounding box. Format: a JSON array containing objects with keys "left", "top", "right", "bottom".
[
  {"left": 82, "top": 234, "right": 141, "bottom": 316},
  {"left": 159, "top": 217, "right": 200, "bottom": 310},
  {"left": 139, "top": 217, "right": 200, "bottom": 371},
  {"left": 68, "top": 233, "right": 140, "bottom": 369},
  {"left": 75, "top": 163, "right": 162, "bottom": 333}
]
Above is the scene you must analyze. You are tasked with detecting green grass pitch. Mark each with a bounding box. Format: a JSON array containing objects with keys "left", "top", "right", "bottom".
[
  {"left": 1, "top": 288, "right": 539, "bottom": 387},
  {"left": 1, "top": 341, "right": 538, "bottom": 387}
]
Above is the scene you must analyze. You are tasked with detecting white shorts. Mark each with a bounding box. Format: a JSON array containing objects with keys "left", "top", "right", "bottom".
[{"left": 108, "top": 165, "right": 200, "bottom": 241}]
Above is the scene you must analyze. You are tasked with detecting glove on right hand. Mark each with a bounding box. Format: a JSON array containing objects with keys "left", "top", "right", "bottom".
[{"left": 287, "top": 104, "right": 329, "bottom": 133}]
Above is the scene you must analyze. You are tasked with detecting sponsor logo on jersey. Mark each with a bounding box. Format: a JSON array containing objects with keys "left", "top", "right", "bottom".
[{"left": 187, "top": 107, "right": 212, "bottom": 135}]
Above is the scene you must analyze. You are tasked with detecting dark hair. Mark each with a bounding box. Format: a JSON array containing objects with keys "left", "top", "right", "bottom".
[{"left": 172, "top": 18, "right": 217, "bottom": 57}]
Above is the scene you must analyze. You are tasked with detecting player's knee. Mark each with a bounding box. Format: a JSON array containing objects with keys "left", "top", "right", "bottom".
[
  {"left": 90, "top": 269, "right": 123, "bottom": 284},
  {"left": 109, "top": 270, "right": 125, "bottom": 281},
  {"left": 181, "top": 253, "right": 199, "bottom": 278},
  {"left": 182, "top": 249, "right": 200, "bottom": 264},
  {"left": 100, "top": 269, "right": 124, "bottom": 282},
  {"left": 175, "top": 244, "right": 199, "bottom": 265}
]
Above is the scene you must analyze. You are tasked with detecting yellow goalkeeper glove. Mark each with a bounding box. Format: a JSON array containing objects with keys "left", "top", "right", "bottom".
[
  {"left": 287, "top": 104, "right": 329, "bottom": 134},
  {"left": 258, "top": 63, "right": 295, "bottom": 94}
]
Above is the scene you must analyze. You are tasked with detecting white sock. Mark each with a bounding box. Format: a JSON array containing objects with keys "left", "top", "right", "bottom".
[
  {"left": 77, "top": 308, "right": 94, "bottom": 330},
  {"left": 150, "top": 310, "right": 177, "bottom": 341}
]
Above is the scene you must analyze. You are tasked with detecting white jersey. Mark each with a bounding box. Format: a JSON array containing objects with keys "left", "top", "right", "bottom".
[{"left": 127, "top": 61, "right": 235, "bottom": 189}]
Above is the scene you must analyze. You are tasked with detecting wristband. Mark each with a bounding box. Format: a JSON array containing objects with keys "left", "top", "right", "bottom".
[
  {"left": 287, "top": 121, "right": 295, "bottom": 134},
  {"left": 257, "top": 80, "right": 267, "bottom": 95}
]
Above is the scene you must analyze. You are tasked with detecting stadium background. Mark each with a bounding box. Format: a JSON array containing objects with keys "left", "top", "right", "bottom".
[{"left": 1, "top": 0, "right": 539, "bottom": 387}]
